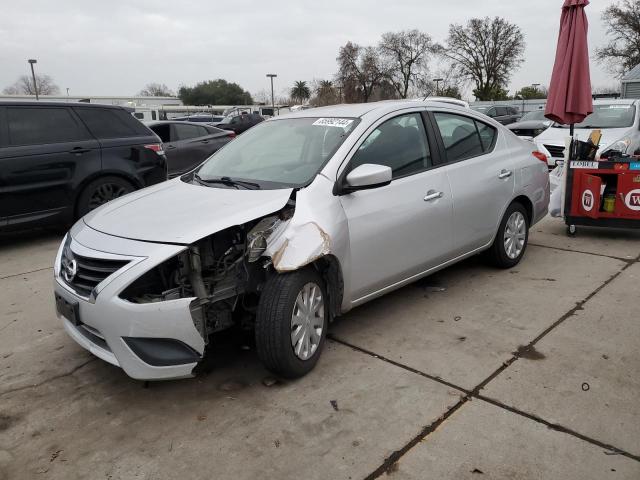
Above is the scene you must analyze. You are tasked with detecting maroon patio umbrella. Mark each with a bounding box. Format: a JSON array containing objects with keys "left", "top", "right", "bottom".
[{"left": 545, "top": 0, "right": 593, "bottom": 132}]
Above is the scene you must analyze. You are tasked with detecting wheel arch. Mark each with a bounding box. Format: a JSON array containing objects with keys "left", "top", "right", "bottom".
[
  {"left": 74, "top": 172, "right": 140, "bottom": 218},
  {"left": 511, "top": 194, "right": 534, "bottom": 224}
]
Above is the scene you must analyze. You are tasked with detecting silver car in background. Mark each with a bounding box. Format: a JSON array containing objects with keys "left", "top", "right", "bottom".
[
  {"left": 53, "top": 100, "right": 550, "bottom": 381},
  {"left": 535, "top": 99, "right": 640, "bottom": 166}
]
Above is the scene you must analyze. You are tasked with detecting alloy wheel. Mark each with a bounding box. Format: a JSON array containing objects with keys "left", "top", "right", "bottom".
[
  {"left": 503, "top": 211, "right": 527, "bottom": 259},
  {"left": 290, "top": 282, "right": 324, "bottom": 361}
]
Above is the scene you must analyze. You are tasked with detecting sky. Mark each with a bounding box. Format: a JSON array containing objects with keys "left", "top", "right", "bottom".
[{"left": 0, "top": 0, "right": 620, "bottom": 100}]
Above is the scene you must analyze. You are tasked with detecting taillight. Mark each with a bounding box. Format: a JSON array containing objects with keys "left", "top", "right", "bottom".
[
  {"left": 227, "top": 132, "right": 236, "bottom": 138},
  {"left": 144, "top": 143, "right": 165, "bottom": 155},
  {"left": 532, "top": 151, "right": 548, "bottom": 163}
]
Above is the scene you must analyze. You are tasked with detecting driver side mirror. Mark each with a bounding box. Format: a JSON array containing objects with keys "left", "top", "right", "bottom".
[{"left": 337, "top": 164, "right": 392, "bottom": 195}]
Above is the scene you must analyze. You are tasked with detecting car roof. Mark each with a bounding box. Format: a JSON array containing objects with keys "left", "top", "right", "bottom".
[
  {"left": 146, "top": 120, "right": 219, "bottom": 128},
  {"left": 593, "top": 98, "right": 638, "bottom": 105},
  {"left": 0, "top": 100, "right": 128, "bottom": 109},
  {"left": 274, "top": 99, "right": 472, "bottom": 121}
]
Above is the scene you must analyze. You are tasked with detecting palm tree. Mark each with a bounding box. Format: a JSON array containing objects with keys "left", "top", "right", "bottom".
[{"left": 290, "top": 81, "right": 311, "bottom": 104}]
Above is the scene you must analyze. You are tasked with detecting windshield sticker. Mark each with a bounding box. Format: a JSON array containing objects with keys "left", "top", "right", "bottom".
[
  {"left": 313, "top": 118, "right": 354, "bottom": 128},
  {"left": 607, "top": 105, "right": 631, "bottom": 109}
]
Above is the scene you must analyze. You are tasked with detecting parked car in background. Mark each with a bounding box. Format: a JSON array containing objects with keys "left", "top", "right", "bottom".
[
  {"left": 213, "top": 112, "right": 264, "bottom": 134},
  {"left": 147, "top": 121, "right": 235, "bottom": 177},
  {"left": 535, "top": 99, "right": 640, "bottom": 167},
  {"left": 0, "top": 102, "right": 167, "bottom": 231},
  {"left": 172, "top": 114, "right": 225, "bottom": 123},
  {"left": 471, "top": 105, "right": 521, "bottom": 125},
  {"left": 54, "top": 99, "right": 549, "bottom": 381},
  {"left": 507, "top": 110, "right": 552, "bottom": 139}
]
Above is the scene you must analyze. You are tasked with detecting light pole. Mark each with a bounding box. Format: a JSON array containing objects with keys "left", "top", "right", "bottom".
[
  {"left": 433, "top": 78, "right": 444, "bottom": 96},
  {"left": 266, "top": 74, "right": 277, "bottom": 111},
  {"left": 28, "top": 59, "right": 38, "bottom": 100}
]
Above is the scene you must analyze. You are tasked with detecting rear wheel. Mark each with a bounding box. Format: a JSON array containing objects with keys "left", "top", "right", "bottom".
[
  {"left": 255, "top": 268, "right": 328, "bottom": 378},
  {"left": 76, "top": 176, "right": 135, "bottom": 218},
  {"left": 487, "top": 202, "right": 529, "bottom": 268}
]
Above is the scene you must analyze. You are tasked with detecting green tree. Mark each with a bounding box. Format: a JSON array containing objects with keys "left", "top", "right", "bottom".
[
  {"left": 514, "top": 85, "right": 547, "bottom": 100},
  {"left": 178, "top": 79, "right": 253, "bottom": 105},
  {"left": 290, "top": 81, "right": 311, "bottom": 104},
  {"left": 596, "top": 0, "right": 640, "bottom": 76},
  {"left": 438, "top": 17, "right": 525, "bottom": 101},
  {"left": 439, "top": 86, "right": 462, "bottom": 100}
]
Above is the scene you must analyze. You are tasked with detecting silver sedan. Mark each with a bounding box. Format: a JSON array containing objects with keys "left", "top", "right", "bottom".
[{"left": 53, "top": 99, "right": 550, "bottom": 380}]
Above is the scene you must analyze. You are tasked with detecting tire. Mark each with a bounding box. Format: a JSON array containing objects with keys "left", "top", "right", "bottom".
[
  {"left": 76, "top": 176, "right": 135, "bottom": 218},
  {"left": 255, "top": 267, "right": 328, "bottom": 378},
  {"left": 487, "top": 202, "right": 530, "bottom": 269}
]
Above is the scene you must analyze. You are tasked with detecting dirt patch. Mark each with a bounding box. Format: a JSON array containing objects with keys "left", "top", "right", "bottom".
[{"left": 514, "top": 345, "right": 546, "bottom": 360}]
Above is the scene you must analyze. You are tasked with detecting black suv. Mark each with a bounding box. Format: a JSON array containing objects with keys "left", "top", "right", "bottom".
[{"left": 0, "top": 102, "right": 167, "bottom": 230}]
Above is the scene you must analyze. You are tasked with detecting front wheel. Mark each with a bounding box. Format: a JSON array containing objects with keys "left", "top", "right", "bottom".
[
  {"left": 255, "top": 268, "right": 328, "bottom": 378},
  {"left": 487, "top": 202, "right": 530, "bottom": 268}
]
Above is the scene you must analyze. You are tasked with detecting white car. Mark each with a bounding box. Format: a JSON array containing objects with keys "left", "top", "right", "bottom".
[
  {"left": 535, "top": 99, "right": 640, "bottom": 167},
  {"left": 54, "top": 100, "right": 549, "bottom": 381}
]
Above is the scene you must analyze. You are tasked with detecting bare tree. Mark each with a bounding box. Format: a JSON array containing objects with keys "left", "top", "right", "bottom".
[
  {"left": 595, "top": 0, "right": 640, "bottom": 76},
  {"left": 3, "top": 74, "right": 60, "bottom": 95},
  {"left": 437, "top": 17, "right": 525, "bottom": 101},
  {"left": 138, "top": 83, "right": 174, "bottom": 96},
  {"left": 378, "top": 30, "right": 434, "bottom": 98},
  {"left": 336, "top": 42, "right": 387, "bottom": 103}
]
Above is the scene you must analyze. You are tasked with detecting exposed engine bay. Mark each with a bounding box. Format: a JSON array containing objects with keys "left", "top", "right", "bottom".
[{"left": 120, "top": 201, "right": 296, "bottom": 343}]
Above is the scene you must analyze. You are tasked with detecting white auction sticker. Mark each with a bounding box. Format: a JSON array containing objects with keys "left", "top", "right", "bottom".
[
  {"left": 570, "top": 161, "right": 599, "bottom": 169},
  {"left": 312, "top": 118, "right": 354, "bottom": 128}
]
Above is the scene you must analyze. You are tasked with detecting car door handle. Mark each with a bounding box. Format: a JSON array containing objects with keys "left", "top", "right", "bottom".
[
  {"left": 69, "top": 147, "right": 91, "bottom": 155},
  {"left": 424, "top": 190, "right": 444, "bottom": 202},
  {"left": 165, "top": 145, "right": 177, "bottom": 150},
  {"left": 200, "top": 140, "right": 210, "bottom": 144},
  {"left": 498, "top": 169, "right": 513, "bottom": 179}
]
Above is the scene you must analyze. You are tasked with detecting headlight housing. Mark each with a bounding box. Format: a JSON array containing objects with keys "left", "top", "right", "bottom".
[
  {"left": 601, "top": 138, "right": 631, "bottom": 159},
  {"left": 246, "top": 216, "right": 283, "bottom": 263}
]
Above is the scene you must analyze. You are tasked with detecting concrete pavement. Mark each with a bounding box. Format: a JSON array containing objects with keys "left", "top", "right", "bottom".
[{"left": 0, "top": 217, "right": 639, "bottom": 479}]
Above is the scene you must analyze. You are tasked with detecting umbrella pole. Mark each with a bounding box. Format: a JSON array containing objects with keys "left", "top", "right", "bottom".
[{"left": 569, "top": 123, "right": 575, "bottom": 160}]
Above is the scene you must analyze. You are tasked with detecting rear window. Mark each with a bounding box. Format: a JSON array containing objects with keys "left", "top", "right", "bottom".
[
  {"left": 75, "top": 108, "right": 150, "bottom": 139},
  {"left": 6, "top": 107, "right": 91, "bottom": 146}
]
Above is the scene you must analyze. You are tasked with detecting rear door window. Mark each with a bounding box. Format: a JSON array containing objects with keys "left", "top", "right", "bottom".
[
  {"left": 75, "top": 108, "right": 149, "bottom": 139},
  {"left": 6, "top": 107, "right": 91, "bottom": 146},
  {"left": 433, "top": 112, "right": 486, "bottom": 162},
  {"left": 173, "top": 124, "right": 205, "bottom": 141}
]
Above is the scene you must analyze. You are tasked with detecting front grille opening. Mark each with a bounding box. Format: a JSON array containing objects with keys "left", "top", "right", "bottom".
[
  {"left": 545, "top": 144, "right": 565, "bottom": 158},
  {"left": 62, "top": 251, "right": 129, "bottom": 297}
]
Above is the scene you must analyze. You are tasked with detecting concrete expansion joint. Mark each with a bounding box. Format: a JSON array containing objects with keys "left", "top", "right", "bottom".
[{"left": 528, "top": 242, "right": 639, "bottom": 263}]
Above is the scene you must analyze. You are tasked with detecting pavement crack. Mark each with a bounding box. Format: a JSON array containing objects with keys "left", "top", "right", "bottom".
[
  {"left": 476, "top": 394, "right": 640, "bottom": 462},
  {"left": 0, "top": 266, "right": 53, "bottom": 281},
  {"left": 0, "top": 357, "right": 96, "bottom": 398},
  {"left": 327, "top": 335, "right": 469, "bottom": 394},
  {"left": 528, "top": 243, "right": 637, "bottom": 263},
  {"left": 363, "top": 396, "right": 470, "bottom": 479}
]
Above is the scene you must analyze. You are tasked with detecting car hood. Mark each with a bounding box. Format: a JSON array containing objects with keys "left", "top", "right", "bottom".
[
  {"left": 536, "top": 126, "right": 631, "bottom": 149},
  {"left": 507, "top": 120, "right": 551, "bottom": 130},
  {"left": 83, "top": 178, "right": 293, "bottom": 244}
]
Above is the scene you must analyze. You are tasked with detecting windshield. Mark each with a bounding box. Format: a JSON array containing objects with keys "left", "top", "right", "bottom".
[
  {"left": 521, "top": 110, "right": 547, "bottom": 121},
  {"left": 195, "top": 117, "right": 359, "bottom": 188},
  {"left": 553, "top": 104, "right": 636, "bottom": 129}
]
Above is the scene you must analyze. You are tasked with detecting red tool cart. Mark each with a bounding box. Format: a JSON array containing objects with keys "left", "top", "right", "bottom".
[{"left": 564, "top": 159, "right": 640, "bottom": 236}]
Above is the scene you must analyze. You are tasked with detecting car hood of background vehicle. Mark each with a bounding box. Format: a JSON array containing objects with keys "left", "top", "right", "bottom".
[
  {"left": 507, "top": 120, "right": 550, "bottom": 130},
  {"left": 536, "top": 127, "right": 631, "bottom": 150},
  {"left": 83, "top": 179, "right": 293, "bottom": 244}
]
